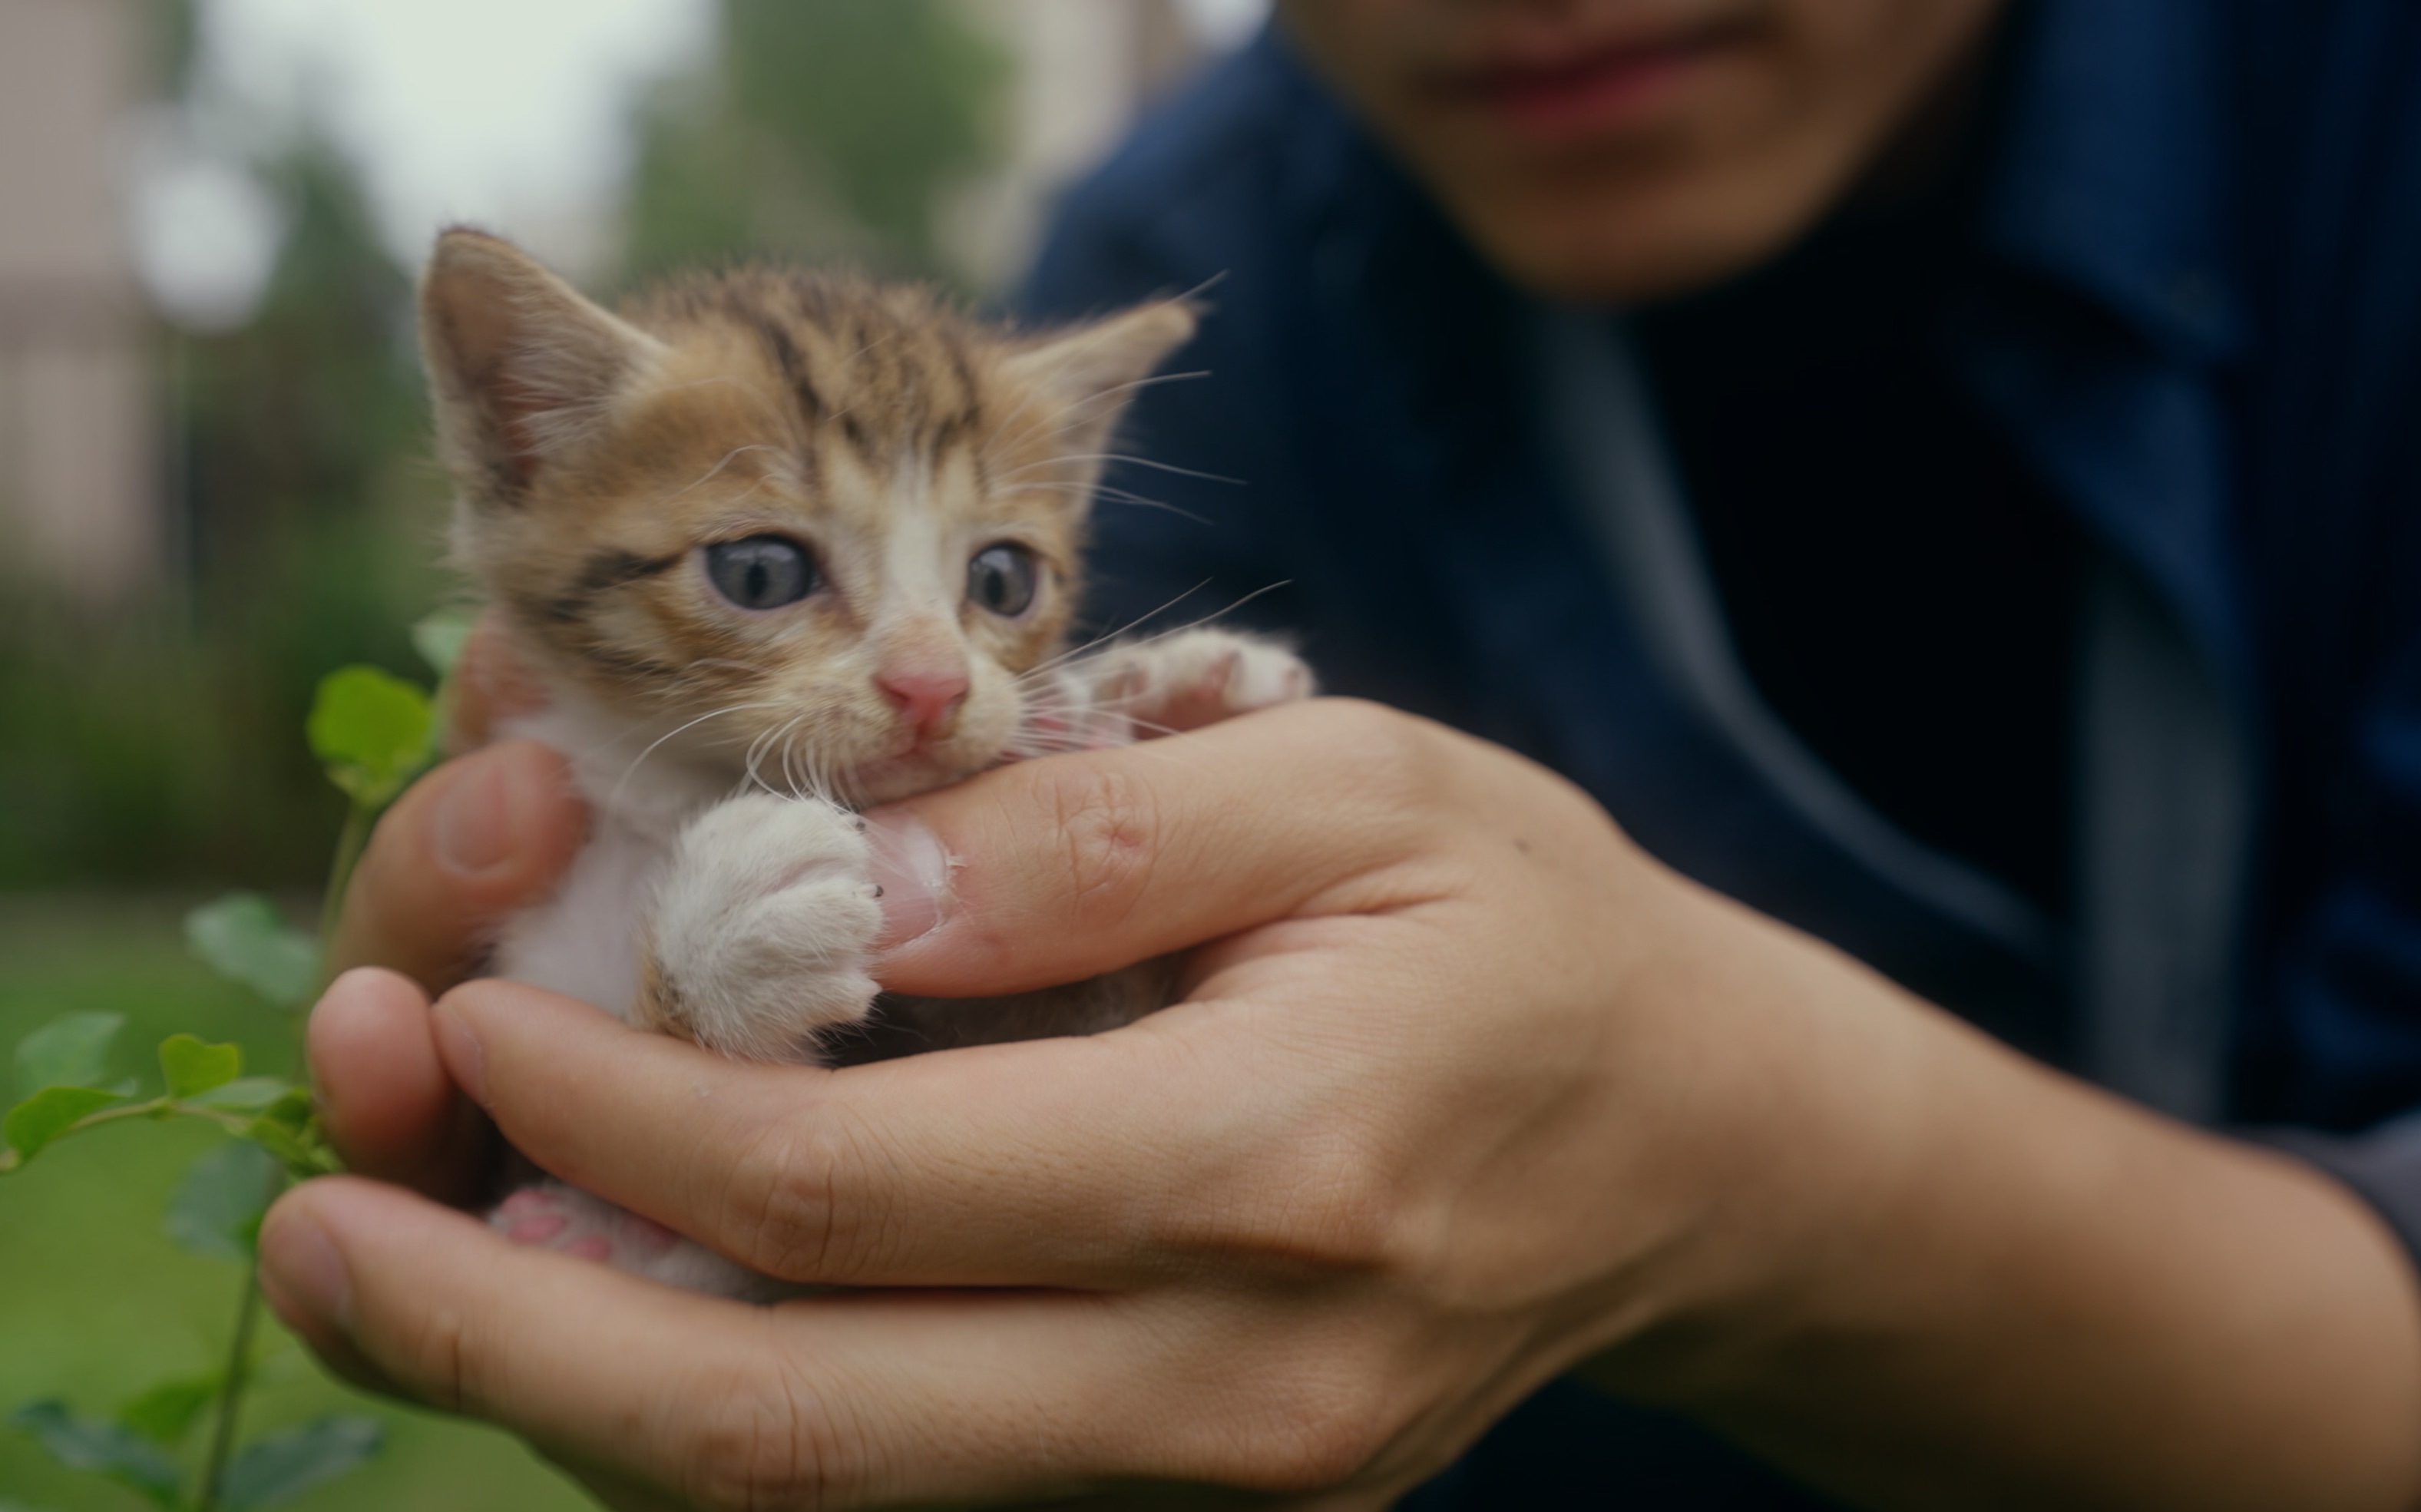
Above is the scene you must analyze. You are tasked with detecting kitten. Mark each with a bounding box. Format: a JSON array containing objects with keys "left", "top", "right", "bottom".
[{"left": 418, "top": 229, "right": 1310, "bottom": 1295}]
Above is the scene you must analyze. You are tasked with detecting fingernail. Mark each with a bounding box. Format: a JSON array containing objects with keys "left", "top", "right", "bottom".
[
  {"left": 433, "top": 1001, "right": 489, "bottom": 1105},
  {"left": 260, "top": 1207, "right": 352, "bottom": 1332},
  {"left": 865, "top": 811, "right": 954, "bottom": 951},
  {"left": 435, "top": 751, "right": 520, "bottom": 876}
]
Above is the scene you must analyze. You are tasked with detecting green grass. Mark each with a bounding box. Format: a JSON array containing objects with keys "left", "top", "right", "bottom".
[{"left": 0, "top": 894, "right": 595, "bottom": 1510}]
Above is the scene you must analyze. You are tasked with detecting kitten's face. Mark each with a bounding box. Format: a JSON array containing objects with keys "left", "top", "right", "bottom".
[{"left": 419, "top": 233, "right": 1194, "bottom": 804}]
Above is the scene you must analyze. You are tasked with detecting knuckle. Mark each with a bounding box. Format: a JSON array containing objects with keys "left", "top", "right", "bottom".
[
  {"left": 1295, "top": 700, "right": 1454, "bottom": 825},
  {"left": 721, "top": 1109, "right": 892, "bottom": 1284},
  {"left": 1213, "top": 1353, "right": 1398, "bottom": 1494},
  {"left": 1040, "top": 760, "right": 1162, "bottom": 927},
  {"left": 1179, "top": 1124, "right": 1410, "bottom": 1282},
  {"left": 676, "top": 1359, "right": 865, "bottom": 1511},
  {"left": 397, "top": 1296, "right": 480, "bottom": 1416}
]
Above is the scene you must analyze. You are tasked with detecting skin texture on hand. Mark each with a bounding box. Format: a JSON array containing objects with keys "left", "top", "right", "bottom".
[{"left": 270, "top": 698, "right": 2421, "bottom": 1510}]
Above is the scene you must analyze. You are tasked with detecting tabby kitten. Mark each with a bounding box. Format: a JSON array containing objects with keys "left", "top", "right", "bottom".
[{"left": 419, "top": 229, "right": 1309, "bottom": 1293}]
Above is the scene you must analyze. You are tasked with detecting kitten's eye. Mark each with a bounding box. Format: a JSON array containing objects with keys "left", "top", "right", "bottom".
[
  {"left": 706, "top": 536, "right": 819, "bottom": 610},
  {"left": 967, "top": 542, "right": 1040, "bottom": 617}
]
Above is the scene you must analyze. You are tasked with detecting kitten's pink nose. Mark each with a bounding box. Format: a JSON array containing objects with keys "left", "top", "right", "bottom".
[{"left": 878, "top": 664, "right": 970, "bottom": 742}]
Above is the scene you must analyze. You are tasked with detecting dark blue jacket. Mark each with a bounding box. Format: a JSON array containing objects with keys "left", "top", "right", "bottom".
[{"left": 1018, "top": 2, "right": 2421, "bottom": 1503}]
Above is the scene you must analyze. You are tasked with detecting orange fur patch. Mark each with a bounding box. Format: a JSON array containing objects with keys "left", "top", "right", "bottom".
[{"left": 422, "top": 230, "right": 1195, "bottom": 804}]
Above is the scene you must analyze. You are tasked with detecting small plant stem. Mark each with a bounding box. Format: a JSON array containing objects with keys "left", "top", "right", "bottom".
[
  {"left": 55, "top": 1097, "right": 253, "bottom": 1140},
  {"left": 319, "top": 799, "right": 377, "bottom": 952},
  {"left": 197, "top": 1258, "right": 267, "bottom": 1510}
]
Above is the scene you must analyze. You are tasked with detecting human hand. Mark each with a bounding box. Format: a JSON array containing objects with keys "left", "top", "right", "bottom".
[
  {"left": 304, "top": 614, "right": 580, "bottom": 1204},
  {"left": 272, "top": 690, "right": 1899, "bottom": 1507},
  {"left": 270, "top": 677, "right": 2421, "bottom": 1510}
]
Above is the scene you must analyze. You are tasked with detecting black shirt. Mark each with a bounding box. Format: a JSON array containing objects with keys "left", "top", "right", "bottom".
[{"left": 1635, "top": 162, "right": 2081, "bottom": 917}]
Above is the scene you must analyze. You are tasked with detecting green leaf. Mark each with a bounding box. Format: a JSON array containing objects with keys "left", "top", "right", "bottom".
[
  {"left": 165, "top": 1140, "right": 280, "bottom": 1260},
  {"left": 159, "top": 1034, "right": 243, "bottom": 1100},
  {"left": 3, "top": 1087, "right": 129, "bottom": 1169},
  {"left": 253, "top": 1086, "right": 315, "bottom": 1130},
  {"left": 191, "top": 1077, "right": 295, "bottom": 1113},
  {"left": 186, "top": 893, "right": 322, "bottom": 1010},
  {"left": 306, "top": 664, "right": 433, "bottom": 807},
  {"left": 116, "top": 1375, "right": 219, "bottom": 1447},
  {"left": 12, "top": 1012, "right": 123, "bottom": 1097},
  {"left": 243, "top": 1113, "right": 340, "bottom": 1179},
  {"left": 0, "top": 1498, "right": 71, "bottom": 1511},
  {"left": 412, "top": 607, "right": 477, "bottom": 680},
  {"left": 242, "top": 1085, "right": 339, "bottom": 1177},
  {"left": 221, "top": 1414, "right": 383, "bottom": 1510},
  {"left": 8, "top": 1401, "right": 181, "bottom": 1506}
]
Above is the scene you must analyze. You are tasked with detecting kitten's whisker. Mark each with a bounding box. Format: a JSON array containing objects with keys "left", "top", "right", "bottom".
[
  {"left": 670, "top": 443, "right": 790, "bottom": 501},
  {"left": 743, "top": 713, "right": 809, "bottom": 799},
  {"left": 814, "top": 329, "right": 908, "bottom": 434},
  {"left": 740, "top": 717, "right": 782, "bottom": 796},
  {"left": 1014, "top": 581, "right": 1292, "bottom": 690},
  {"left": 981, "top": 370, "right": 1209, "bottom": 463},
  {"left": 1005, "top": 481, "right": 1212, "bottom": 526},
  {"left": 995, "top": 452, "right": 1245, "bottom": 487},
  {"left": 675, "top": 657, "right": 761, "bottom": 684},
  {"left": 760, "top": 712, "right": 809, "bottom": 799},
  {"left": 981, "top": 291, "right": 1212, "bottom": 458},
  {"left": 1014, "top": 581, "right": 1215, "bottom": 684},
  {"left": 608, "top": 700, "right": 785, "bottom": 812}
]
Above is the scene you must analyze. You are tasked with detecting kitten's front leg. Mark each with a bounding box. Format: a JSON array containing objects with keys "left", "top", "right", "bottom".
[
  {"left": 640, "top": 791, "right": 882, "bottom": 1064},
  {"left": 1057, "top": 628, "right": 1314, "bottom": 743}
]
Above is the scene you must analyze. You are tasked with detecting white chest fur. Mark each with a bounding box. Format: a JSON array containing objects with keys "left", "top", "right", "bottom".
[{"left": 488, "top": 699, "right": 726, "bottom": 1027}]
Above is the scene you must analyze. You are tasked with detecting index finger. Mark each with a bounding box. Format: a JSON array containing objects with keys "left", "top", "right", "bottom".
[
  {"left": 872, "top": 697, "right": 1481, "bottom": 998},
  {"left": 433, "top": 978, "right": 1227, "bottom": 1289},
  {"left": 256, "top": 1177, "right": 1321, "bottom": 1507}
]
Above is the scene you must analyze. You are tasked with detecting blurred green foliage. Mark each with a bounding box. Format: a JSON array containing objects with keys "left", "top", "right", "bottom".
[
  {"left": 0, "top": 898, "right": 593, "bottom": 1510},
  {"left": 0, "top": 132, "right": 448, "bottom": 892},
  {"left": 624, "top": 0, "right": 1008, "bottom": 282},
  {"left": 0, "top": 0, "right": 1007, "bottom": 893}
]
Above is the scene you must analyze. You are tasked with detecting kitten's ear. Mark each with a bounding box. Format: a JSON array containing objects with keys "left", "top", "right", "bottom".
[
  {"left": 419, "top": 227, "right": 663, "bottom": 505},
  {"left": 1000, "top": 299, "right": 1199, "bottom": 457}
]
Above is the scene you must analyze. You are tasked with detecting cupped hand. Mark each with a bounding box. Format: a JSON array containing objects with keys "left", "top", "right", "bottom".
[
  {"left": 271, "top": 693, "right": 1920, "bottom": 1508},
  {"left": 269, "top": 673, "right": 2421, "bottom": 1511}
]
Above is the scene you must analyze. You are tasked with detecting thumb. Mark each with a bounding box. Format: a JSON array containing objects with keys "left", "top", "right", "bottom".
[
  {"left": 865, "top": 699, "right": 1444, "bottom": 998},
  {"left": 330, "top": 739, "right": 587, "bottom": 992}
]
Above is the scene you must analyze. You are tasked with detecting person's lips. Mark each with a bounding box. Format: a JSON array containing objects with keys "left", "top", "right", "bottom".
[{"left": 1446, "top": 22, "right": 1752, "bottom": 142}]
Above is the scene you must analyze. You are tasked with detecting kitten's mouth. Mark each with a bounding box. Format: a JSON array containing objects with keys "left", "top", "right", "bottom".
[{"left": 842, "top": 746, "right": 1000, "bottom": 806}]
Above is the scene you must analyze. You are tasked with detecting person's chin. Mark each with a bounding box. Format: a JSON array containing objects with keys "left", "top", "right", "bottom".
[{"left": 1450, "top": 192, "right": 1764, "bottom": 306}]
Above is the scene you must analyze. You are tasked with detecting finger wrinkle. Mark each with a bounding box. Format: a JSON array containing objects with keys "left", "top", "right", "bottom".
[
  {"left": 1046, "top": 762, "right": 1162, "bottom": 928},
  {"left": 729, "top": 1106, "right": 853, "bottom": 1284},
  {"left": 673, "top": 1344, "right": 846, "bottom": 1511}
]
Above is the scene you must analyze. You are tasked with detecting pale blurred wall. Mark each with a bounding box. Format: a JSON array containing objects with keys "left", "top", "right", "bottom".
[
  {"left": 0, "top": 0, "right": 159, "bottom": 607},
  {"left": 948, "top": 0, "right": 1235, "bottom": 290}
]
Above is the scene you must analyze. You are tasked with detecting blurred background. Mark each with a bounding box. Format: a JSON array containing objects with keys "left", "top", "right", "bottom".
[
  {"left": 1, "top": 0, "right": 1268, "bottom": 892},
  {"left": 0, "top": 1, "right": 1265, "bottom": 1505}
]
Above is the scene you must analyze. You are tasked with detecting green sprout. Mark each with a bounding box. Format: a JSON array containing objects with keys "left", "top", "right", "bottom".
[{"left": 2, "top": 608, "right": 474, "bottom": 1510}]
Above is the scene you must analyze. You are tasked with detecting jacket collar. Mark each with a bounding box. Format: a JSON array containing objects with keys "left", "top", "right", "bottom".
[{"left": 1983, "top": 0, "right": 2244, "bottom": 365}]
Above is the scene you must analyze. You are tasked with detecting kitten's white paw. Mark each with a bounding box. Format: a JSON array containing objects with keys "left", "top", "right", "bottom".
[
  {"left": 1064, "top": 629, "right": 1313, "bottom": 739},
  {"left": 491, "top": 1181, "right": 769, "bottom": 1298},
  {"left": 644, "top": 792, "right": 881, "bottom": 1062}
]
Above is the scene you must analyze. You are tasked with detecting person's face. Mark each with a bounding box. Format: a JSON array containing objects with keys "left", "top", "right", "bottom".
[{"left": 1278, "top": 0, "right": 2007, "bottom": 303}]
